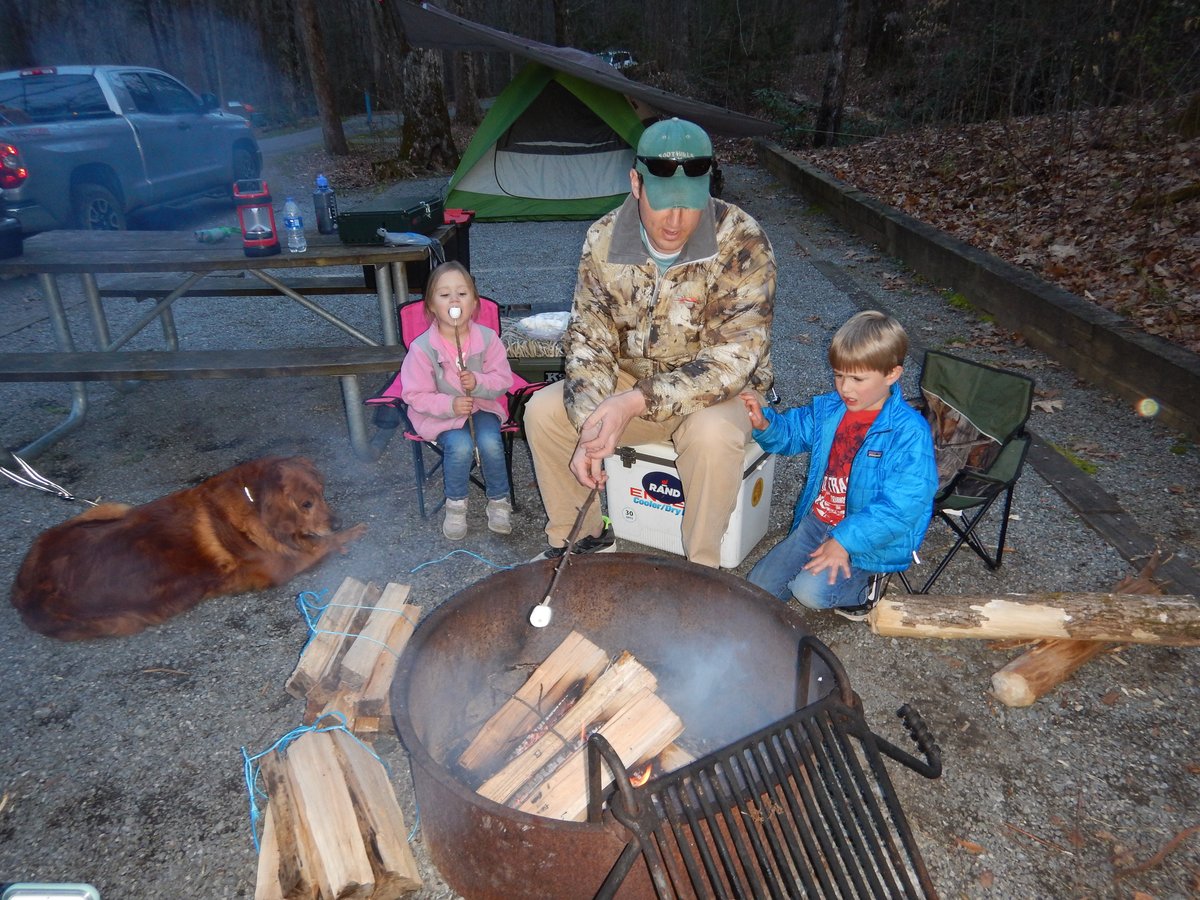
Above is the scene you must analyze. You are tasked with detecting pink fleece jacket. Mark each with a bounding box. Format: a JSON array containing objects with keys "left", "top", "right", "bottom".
[{"left": 399, "top": 321, "right": 514, "bottom": 441}]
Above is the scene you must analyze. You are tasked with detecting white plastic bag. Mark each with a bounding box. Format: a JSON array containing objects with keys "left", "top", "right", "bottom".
[{"left": 515, "top": 311, "right": 570, "bottom": 342}]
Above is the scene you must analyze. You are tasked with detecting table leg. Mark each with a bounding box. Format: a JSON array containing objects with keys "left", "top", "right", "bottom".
[
  {"left": 338, "top": 374, "right": 392, "bottom": 461},
  {"left": 18, "top": 274, "right": 88, "bottom": 460},
  {"left": 374, "top": 264, "right": 399, "bottom": 346}
]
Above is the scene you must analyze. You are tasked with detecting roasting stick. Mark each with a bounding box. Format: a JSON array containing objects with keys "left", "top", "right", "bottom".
[
  {"left": 449, "top": 305, "right": 481, "bottom": 468},
  {"left": 530, "top": 486, "right": 601, "bottom": 628}
]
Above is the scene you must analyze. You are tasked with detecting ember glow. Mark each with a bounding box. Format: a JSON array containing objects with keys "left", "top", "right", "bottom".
[{"left": 630, "top": 763, "right": 653, "bottom": 788}]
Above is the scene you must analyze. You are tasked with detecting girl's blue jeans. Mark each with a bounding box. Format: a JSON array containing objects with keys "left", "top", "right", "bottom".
[
  {"left": 748, "top": 512, "right": 874, "bottom": 610},
  {"left": 439, "top": 411, "right": 510, "bottom": 502}
]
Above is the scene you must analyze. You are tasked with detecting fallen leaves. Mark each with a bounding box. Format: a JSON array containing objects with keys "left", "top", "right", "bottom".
[{"left": 793, "top": 101, "right": 1200, "bottom": 354}]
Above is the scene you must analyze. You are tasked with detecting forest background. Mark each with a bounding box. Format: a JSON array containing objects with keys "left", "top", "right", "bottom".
[{"left": 1, "top": 0, "right": 1197, "bottom": 353}]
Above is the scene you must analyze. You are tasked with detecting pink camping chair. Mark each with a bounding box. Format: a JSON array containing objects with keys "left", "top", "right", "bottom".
[{"left": 365, "top": 296, "right": 546, "bottom": 518}]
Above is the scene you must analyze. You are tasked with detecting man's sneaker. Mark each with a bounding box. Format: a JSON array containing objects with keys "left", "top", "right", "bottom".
[
  {"left": 486, "top": 498, "right": 513, "bottom": 535},
  {"left": 529, "top": 523, "right": 616, "bottom": 562},
  {"left": 442, "top": 498, "right": 468, "bottom": 541}
]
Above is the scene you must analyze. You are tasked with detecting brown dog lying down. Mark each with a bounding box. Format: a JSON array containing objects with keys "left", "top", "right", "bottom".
[{"left": 10, "top": 456, "right": 366, "bottom": 640}]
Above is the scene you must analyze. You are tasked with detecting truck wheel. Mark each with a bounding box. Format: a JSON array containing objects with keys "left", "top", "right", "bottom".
[
  {"left": 72, "top": 183, "right": 127, "bottom": 230},
  {"left": 232, "top": 146, "right": 261, "bottom": 181}
]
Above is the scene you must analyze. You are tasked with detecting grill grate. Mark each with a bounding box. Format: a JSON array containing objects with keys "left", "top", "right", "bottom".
[{"left": 591, "top": 636, "right": 942, "bottom": 900}]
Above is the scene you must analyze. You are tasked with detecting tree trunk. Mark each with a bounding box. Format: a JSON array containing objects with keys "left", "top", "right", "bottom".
[
  {"left": 867, "top": 591, "right": 1200, "bottom": 645},
  {"left": 295, "top": 0, "right": 349, "bottom": 155},
  {"left": 863, "top": 0, "right": 904, "bottom": 76},
  {"left": 813, "top": 0, "right": 859, "bottom": 148}
]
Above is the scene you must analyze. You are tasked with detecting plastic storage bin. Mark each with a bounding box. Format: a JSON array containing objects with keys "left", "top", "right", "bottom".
[{"left": 604, "top": 439, "right": 775, "bottom": 568}]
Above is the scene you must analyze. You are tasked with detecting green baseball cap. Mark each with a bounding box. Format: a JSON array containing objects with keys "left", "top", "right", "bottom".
[{"left": 634, "top": 118, "right": 714, "bottom": 211}]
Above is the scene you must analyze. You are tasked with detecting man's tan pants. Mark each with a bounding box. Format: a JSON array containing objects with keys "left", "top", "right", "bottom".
[{"left": 524, "top": 370, "right": 754, "bottom": 568}]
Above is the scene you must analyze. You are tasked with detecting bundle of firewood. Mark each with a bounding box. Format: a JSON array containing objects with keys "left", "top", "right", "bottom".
[
  {"left": 254, "top": 728, "right": 423, "bottom": 899},
  {"left": 285, "top": 577, "right": 422, "bottom": 735},
  {"left": 456, "top": 631, "right": 688, "bottom": 822}
]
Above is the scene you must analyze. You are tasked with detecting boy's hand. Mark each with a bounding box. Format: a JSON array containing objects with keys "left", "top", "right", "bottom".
[
  {"left": 459, "top": 369, "right": 477, "bottom": 393},
  {"left": 452, "top": 395, "right": 474, "bottom": 416},
  {"left": 804, "top": 538, "right": 852, "bottom": 584},
  {"left": 740, "top": 391, "right": 768, "bottom": 430}
]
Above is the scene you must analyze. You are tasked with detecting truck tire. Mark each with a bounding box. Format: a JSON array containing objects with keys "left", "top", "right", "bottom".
[
  {"left": 232, "top": 145, "right": 261, "bottom": 181},
  {"left": 72, "top": 183, "right": 127, "bottom": 231}
]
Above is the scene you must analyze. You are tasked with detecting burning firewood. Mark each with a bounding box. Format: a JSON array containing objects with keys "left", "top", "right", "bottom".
[
  {"left": 477, "top": 650, "right": 658, "bottom": 804},
  {"left": 457, "top": 629, "right": 609, "bottom": 778},
  {"left": 254, "top": 728, "right": 422, "bottom": 899},
  {"left": 463, "top": 633, "right": 686, "bottom": 822},
  {"left": 285, "top": 577, "right": 422, "bottom": 735}
]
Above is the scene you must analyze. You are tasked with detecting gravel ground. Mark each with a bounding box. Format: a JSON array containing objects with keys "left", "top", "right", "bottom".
[{"left": 0, "top": 141, "right": 1197, "bottom": 899}]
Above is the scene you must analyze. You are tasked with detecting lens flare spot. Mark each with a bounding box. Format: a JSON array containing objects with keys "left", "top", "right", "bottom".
[{"left": 1137, "top": 398, "right": 1160, "bottom": 418}]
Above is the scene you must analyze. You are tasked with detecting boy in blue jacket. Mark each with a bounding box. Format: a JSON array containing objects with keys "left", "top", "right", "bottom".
[{"left": 740, "top": 311, "right": 937, "bottom": 615}]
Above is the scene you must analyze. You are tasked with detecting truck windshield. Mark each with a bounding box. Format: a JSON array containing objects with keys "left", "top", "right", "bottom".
[{"left": 0, "top": 74, "right": 113, "bottom": 122}]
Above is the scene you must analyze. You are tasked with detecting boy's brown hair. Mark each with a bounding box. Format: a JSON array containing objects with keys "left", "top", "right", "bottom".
[{"left": 828, "top": 310, "right": 908, "bottom": 374}]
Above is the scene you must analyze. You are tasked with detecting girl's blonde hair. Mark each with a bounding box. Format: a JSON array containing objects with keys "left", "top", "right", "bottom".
[
  {"left": 828, "top": 310, "right": 908, "bottom": 373},
  {"left": 422, "top": 261, "right": 479, "bottom": 318}
]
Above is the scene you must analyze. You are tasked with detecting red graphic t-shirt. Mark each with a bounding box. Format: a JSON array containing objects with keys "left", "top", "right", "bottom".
[{"left": 812, "top": 408, "right": 880, "bottom": 525}]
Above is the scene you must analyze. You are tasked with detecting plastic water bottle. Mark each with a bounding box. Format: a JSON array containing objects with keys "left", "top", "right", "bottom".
[
  {"left": 283, "top": 197, "right": 307, "bottom": 253},
  {"left": 313, "top": 173, "right": 338, "bottom": 234}
]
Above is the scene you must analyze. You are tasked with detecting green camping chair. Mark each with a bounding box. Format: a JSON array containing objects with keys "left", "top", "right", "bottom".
[{"left": 898, "top": 351, "right": 1035, "bottom": 594}]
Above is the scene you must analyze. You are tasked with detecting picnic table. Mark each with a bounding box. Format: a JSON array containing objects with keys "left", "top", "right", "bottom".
[{"left": 0, "top": 225, "right": 458, "bottom": 460}]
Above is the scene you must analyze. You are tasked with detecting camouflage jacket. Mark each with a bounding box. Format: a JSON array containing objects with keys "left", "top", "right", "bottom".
[{"left": 563, "top": 195, "right": 776, "bottom": 428}]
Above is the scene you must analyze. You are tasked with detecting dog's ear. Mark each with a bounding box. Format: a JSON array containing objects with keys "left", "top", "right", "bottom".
[{"left": 251, "top": 460, "right": 308, "bottom": 549}]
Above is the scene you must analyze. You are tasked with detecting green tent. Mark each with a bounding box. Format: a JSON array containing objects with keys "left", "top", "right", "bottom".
[{"left": 447, "top": 63, "right": 646, "bottom": 222}]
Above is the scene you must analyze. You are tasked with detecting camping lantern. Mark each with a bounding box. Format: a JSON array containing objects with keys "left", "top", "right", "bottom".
[{"left": 233, "top": 179, "right": 281, "bottom": 257}]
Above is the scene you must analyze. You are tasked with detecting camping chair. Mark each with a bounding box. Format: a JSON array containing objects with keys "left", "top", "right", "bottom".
[
  {"left": 364, "top": 296, "right": 546, "bottom": 519},
  {"left": 898, "top": 350, "right": 1035, "bottom": 594}
]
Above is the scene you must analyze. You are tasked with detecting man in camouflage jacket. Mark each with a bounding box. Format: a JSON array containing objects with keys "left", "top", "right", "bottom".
[{"left": 526, "top": 118, "right": 776, "bottom": 568}]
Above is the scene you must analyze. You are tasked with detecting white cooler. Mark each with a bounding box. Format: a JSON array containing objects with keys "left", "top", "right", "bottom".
[{"left": 603, "top": 440, "right": 775, "bottom": 569}]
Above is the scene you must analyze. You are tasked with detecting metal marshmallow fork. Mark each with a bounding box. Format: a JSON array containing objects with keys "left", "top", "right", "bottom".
[{"left": 530, "top": 485, "right": 602, "bottom": 628}]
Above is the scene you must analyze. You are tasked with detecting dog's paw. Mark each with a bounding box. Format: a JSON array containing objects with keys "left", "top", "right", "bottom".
[{"left": 338, "top": 523, "right": 368, "bottom": 547}]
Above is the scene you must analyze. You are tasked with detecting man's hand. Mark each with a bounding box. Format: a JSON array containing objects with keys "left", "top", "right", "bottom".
[
  {"left": 803, "top": 537, "right": 851, "bottom": 584},
  {"left": 459, "top": 369, "right": 477, "bottom": 393},
  {"left": 452, "top": 395, "right": 475, "bottom": 416},
  {"left": 568, "top": 389, "right": 647, "bottom": 488},
  {"left": 740, "top": 390, "right": 768, "bottom": 430}
]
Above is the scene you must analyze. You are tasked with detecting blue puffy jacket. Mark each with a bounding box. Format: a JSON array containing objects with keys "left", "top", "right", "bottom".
[{"left": 752, "top": 384, "right": 937, "bottom": 571}]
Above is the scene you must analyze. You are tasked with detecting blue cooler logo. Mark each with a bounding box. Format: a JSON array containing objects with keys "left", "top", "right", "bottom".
[{"left": 640, "top": 471, "right": 684, "bottom": 507}]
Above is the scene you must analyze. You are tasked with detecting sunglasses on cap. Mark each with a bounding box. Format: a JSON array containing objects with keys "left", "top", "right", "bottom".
[{"left": 637, "top": 155, "right": 715, "bottom": 178}]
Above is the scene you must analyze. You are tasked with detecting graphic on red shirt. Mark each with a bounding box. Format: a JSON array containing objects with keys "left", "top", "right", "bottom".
[{"left": 813, "top": 409, "right": 879, "bottom": 525}]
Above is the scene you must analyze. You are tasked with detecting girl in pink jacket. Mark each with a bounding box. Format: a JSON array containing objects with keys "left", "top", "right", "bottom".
[{"left": 399, "top": 262, "right": 514, "bottom": 540}]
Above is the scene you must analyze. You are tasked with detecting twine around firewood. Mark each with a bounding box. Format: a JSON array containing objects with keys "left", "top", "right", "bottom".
[
  {"left": 239, "top": 712, "right": 406, "bottom": 853},
  {"left": 294, "top": 589, "right": 421, "bottom": 656}
]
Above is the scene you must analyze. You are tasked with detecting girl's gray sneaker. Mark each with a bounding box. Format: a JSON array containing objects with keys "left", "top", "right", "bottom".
[
  {"left": 486, "top": 498, "right": 512, "bottom": 534},
  {"left": 443, "top": 498, "right": 468, "bottom": 540}
]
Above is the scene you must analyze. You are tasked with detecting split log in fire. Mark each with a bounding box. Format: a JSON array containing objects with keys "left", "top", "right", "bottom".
[{"left": 458, "top": 631, "right": 687, "bottom": 822}]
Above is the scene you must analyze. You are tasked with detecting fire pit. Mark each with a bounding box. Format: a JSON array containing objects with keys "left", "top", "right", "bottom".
[
  {"left": 391, "top": 554, "right": 841, "bottom": 898},
  {"left": 392, "top": 554, "right": 938, "bottom": 898}
]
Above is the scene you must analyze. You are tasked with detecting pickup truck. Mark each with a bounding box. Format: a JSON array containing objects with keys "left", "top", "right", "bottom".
[{"left": 0, "top": 65, "right": 262, "bottom": 233}]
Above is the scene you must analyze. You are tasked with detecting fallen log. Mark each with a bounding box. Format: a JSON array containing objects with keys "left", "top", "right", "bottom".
[
  {"left": 867, "top": 591, "right": 1199, "bottom": 645},
  {"left": 990, "top": 557, "right": 1166, "bottom": 707},
  {"left": 990, "top": 640, "right": 1110, "bottom": 707}
]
